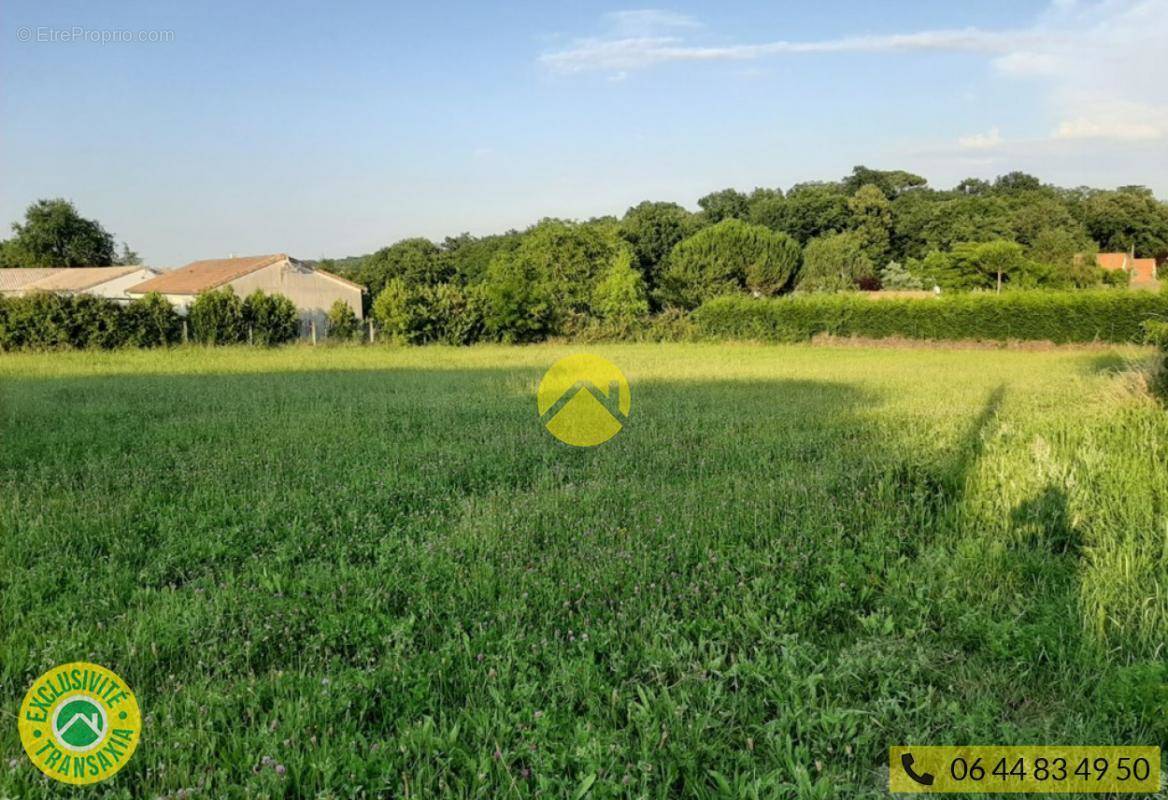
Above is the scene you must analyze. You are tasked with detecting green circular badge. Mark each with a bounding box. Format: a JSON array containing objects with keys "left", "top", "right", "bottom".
[{"left": 18, "top": 662, "right": 141, "bottom": 785}]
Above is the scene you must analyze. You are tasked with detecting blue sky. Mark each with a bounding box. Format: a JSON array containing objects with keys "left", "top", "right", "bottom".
[{"left": 2, "top": 0, "right": 1165, "bottom": 266}]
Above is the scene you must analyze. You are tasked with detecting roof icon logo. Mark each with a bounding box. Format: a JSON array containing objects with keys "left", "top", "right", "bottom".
[{"left": 537, "top": 354, "right": 630, "bottom": 447}]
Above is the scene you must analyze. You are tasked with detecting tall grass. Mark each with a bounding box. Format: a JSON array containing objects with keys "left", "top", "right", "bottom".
[{"left": 0, "top": 343, "right": 1164, "bottom": 798}]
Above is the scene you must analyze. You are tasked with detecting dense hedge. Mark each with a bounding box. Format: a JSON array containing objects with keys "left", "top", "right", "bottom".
[
  {"left": 187, "top": 287, "right": 299, "bottom": 346},
  {"left": 693, "top": 290, "right": 1168, "bottom": 344},
  {"left": 0, "top": 292, "right": 182, "bottom": 351},
  {"left": 0, "top": 287, "right": 303, "bottom": 351},
  {"left": 1147, "top": 320, "right": 1168, "bottom": 398}
]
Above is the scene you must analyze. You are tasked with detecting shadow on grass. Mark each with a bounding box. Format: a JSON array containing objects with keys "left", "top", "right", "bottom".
[{"left": 1082, "top": 351, "right": 1130, "bottom": 375}]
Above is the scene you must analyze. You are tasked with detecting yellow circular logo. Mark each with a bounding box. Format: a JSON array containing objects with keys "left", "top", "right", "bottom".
[
  {"left": 18, "top": 662, "right": 141, "bottom": 785},
  {"left": 537, "top": 354, "right": 630, "bottom": 447}
]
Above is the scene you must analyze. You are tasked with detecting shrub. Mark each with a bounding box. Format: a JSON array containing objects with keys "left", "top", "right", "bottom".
[
  {"left": 657, "top": 219, "right": 801, "bottom": 309},
  {"left": 189, "top": 287, "right": 245, "bottom": 345},
  {"left": 242, "top": 290, "right": 299, "bottom": 346},
  {"left": 879, "top": 261, "right": 924, "bottom": 290},
  {"left": 693, "top": 291, "right": 1168, "bottom": 345},
  {"left": 68, "top": 293, "right": 127, "bottom": 349},
  {"left": 1145, "top": 320, "right": 1168, "bottom": 349},
  {"left": 1, "top": 292, "right": 81, "bottom": 349},
  {"left": 1146, "top": 320, "right": 1168, "bottom": 399},
  {"left": 326, "top": 300, "right": 361, "bottom": 341},
  {"left": 123, "top": 292, "right": 182, "bottom": 347},
  {"left": 373, "top": 280, "right": 484, "bottom": 344},
  {"left": 372, "top": 278, "right": 421, "bottom": 343},
  {"left": 1102, "top": 268, "right": 1132, "bottom": 287},
  {"left": 421, "top": 283, "right": 485, "bottom": 345}
]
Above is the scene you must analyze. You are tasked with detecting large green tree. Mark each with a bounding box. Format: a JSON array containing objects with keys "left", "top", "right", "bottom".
[
  {"left": 915, "top": 240, "right": 1032, "bottom": 292},
  {"left": 892, "top": 192, "right": 1014, "bottom": 261},
  {"left": 592, "top": 250, "right": 649, "bottom": 324},
  {"left": 359, "top": 237, "right": 448, "bottom": 297},
  {"left": 842, "top": 166, "right": 926, "bottom": 198},
  {"left": 482, "top": 219, "right": 632, "bottom": 339},
  {"left": 1077, "top": 187, "right": 1168, "bottom": 259},
  {"left": 657, "top": 219, "right": 801, "bottom": 308},
  {"left": 697, "top": 189, "right": 750, "bottom": 223},
  {"left": 440, "top": 232, "right": 521, "bottom": 285},
  {"left": 774, "top": 183, "right": 850, "bottom": 244},
  {"left": 848, "top": 184, "right": 893, "bottom": 265},
  {"left": 798, "top": 231, "right": 875, "bottom": 292},
  {"left": 2, "top": 199, "right": 118, "bottom": 267},
  {"left": 619, "top": 201, "right": 699, "bottom": 294}
]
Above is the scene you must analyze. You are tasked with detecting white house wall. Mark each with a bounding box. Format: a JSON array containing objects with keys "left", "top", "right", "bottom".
[
  {"left": 86, "top": 269, "right": 159, "bottom": 302},
  {"left": 226, "top": 259, "right": 364, "bottom": 330}
]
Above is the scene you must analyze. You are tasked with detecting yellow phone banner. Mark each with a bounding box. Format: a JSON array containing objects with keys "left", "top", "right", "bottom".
[{"left": 889, "top": 745, "right": 1160, "bottom": 794}]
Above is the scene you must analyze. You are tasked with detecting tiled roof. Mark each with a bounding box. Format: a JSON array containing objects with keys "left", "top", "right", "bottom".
[
  {"left": 1096, "top": 253, "right": 1129, "bottom": 271},
  {"left": 128, "top": 254, "right": 287, "bottom": 295},
  {"left": 1131, "top": 258, "right": 1157, "bottom": 284},
  {"left": 23, "top": 266, "right": 146, "bottom": 292},
  {"left": 0, "top": 268, "right": 63, "bottom": 291}
]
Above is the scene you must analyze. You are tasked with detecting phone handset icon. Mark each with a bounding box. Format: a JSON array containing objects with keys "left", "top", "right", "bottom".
[{"left": 901, "top": 753, "right": 936, "bottom": 786}]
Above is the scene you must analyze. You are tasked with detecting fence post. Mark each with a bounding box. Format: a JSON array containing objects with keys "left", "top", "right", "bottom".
[
  {"left": 248, "top": 326, "right": 254, "bottom": 346},
  {"left": 182, "top": 319, "right": 188, "bottom": 344},
  {"left": 368, "top": 319, "right": 375, "bottom": 344},
  {"left": 311, "top": 319, "right": 317, "bottom": 345}
]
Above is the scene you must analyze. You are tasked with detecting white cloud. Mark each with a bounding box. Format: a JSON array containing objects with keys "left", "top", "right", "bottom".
[
  {"left": 542, "top": 1, "right": 1168, "bottom": 149},
  {"left": 1054, "top": 116, "right": 1165, "bottom": 142},
  {"left": 959, "top": 127, "right": 1003, "bottom": 150},
  {"left": 992, "top": 51, "right": 1061, "bottom": 76},
  {"left": 540, "top": 28, "right": 1042, "bottom": 74},
  {"left": 604, "top": 9, "right": 700, "bottom": 35}
]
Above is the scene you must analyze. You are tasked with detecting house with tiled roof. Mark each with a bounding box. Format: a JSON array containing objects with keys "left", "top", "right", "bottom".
[
  {"left": 1097, "top": 251, "right": 1159, "bottom": 288},
  {"left": 0, "top": 266, "right": 158, "bottom": 302},
  {"left": 126, "top": 254, "right": 364, "bottom": 327}
]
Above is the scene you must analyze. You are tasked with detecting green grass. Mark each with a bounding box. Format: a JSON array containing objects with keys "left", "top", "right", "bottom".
[{"left": 1, "top": 343, "right": 1166, "bottom": 799}]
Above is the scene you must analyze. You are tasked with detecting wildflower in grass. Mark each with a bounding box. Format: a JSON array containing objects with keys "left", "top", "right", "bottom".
[{"left": 275, "top": 764, "right": 287, "bottom": 777}]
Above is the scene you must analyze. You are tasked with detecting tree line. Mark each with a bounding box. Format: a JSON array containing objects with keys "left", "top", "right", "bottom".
[
  {"left": 315, "top": 167, "right": 1167, "bottom": 342},
  {"left": 4, "top": 167, "right": 1167, "bottom": 346}
]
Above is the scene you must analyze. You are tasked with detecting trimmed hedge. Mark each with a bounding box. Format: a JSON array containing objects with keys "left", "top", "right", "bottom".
[
  {"left": 188, "top": 287, "right": 300, "bottom": 346},
  {"left": 0, "top": 291, "right": 182, "bottom": 351},
  {"left": 1146, "top": 320, "right": 1168, "bottom": 399},
  {"left": 693, "top": 290, "right": 1168, "bottom": 344}
]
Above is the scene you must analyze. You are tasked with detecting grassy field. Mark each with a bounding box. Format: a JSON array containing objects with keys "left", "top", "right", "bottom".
[{"left": 1, "top": 343, "right": 1166, "bottom": 799}]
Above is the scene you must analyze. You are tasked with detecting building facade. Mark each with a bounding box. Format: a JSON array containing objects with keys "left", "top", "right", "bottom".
[{"left": 126, "top": 254, "right": 364, "bottom": 333}]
